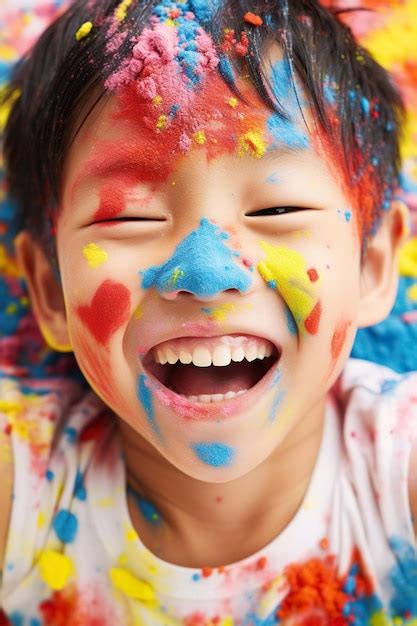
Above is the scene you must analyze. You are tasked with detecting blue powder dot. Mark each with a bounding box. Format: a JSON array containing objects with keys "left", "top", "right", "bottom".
[
  {"left": 74, "top": 470, "right": 87, "bottom": 501},
  {"left": 128, "top": 486, "right": 162, "bottom": 527},
  {"left": 64, "top": 427, "right": 77, "bottom": 443},
  {"left": 192, "top": 442, "right": 235, "bottom": 467},
  {"left": 30, "top": 620, "right": 42, "bottom": 626},
  {"left": 45, "top": 469, "right": 54, "bottom": 481},
  {"left": 192, "top": 573, "right": 201, "bottom": 581},
  {"left": 9, "top": 613, "right": 24, "bottom": 626},
  {"left": 344, "top": 210, "right": 352, "bottom": 223},
  {"left": 137, "top": 373, "right": 161, "bottom": 438},
  {"left": 53, "top": 509, "right": 78, "bottom": 543},
  {"left": 360, "top": 96, "right": 370, "bottom": 116}
]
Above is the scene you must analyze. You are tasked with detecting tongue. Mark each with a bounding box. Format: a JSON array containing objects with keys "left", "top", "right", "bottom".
[{"left": 167, "top": 362, "right": 262, "bottom": 396}]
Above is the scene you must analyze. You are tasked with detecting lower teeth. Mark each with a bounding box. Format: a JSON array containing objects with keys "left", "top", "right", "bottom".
[{"left": 181, "top": 390, "right": 247, "bottom": 403}]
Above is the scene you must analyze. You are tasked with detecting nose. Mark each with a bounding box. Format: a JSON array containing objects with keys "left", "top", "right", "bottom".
[{"left": 140, "top": 218, "right": 252, "bottom": 301}]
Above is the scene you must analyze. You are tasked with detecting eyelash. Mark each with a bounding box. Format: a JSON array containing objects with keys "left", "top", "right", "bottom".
[{"left": 246, "top": 206, "right": 308, "bottom": 217}]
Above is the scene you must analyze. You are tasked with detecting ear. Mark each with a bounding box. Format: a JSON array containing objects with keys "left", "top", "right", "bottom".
[
  {"left": 14, "top": 231, "right": 72, "bottom": 352},
  {"left": 358, "top": 200, "right": 410, "bottom": 328}
]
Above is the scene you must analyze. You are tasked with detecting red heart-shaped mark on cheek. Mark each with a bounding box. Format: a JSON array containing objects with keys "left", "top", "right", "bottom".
[{"left": 76, "top": 280, "right": 131, "bottom": 345}]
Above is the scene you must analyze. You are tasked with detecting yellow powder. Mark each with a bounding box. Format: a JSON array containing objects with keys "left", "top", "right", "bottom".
[
  {"left": 0, "top": 87, "right": 21, "bottom": 132},
  {"left": 39, "top": 323, "right": 73, "bottom": 353},
  {"left": 228, "top": 97, "right": 238, "bottom": 108},
  {"left": 399, "top": 237, "right": 417, "bottom": 278},
  {"left": 193, "top": 130, "right": 207, "bottom": 145},
  {"left": 152, "top": 95, "right": 163, "bottom": 106},
  {"left": 206, "top": 303, "right": 235, "bottom": 322},
  {"left": 82, "top": 242, "right": 108, "bottom": 268},
  {"left": 38, "top": 550, "right": 75, "bottom": 590},
  {"left": 407, "top": 284, "right": 417, "bottom": 302},
  {"left": 156, "top": 115, "right": 168, "bottom": 130},
  {"left": 257, "top": 241, "right": 319, "bottom": 330},
  {"left": 238, "top": 130, "right": 267, "bottom": 159},
  {"left": 110, "top": 567, "right": 156, "bottom": 601},
  {"left": 75, "top": 21, "right": 93, "bottom": 41},
  {"left": 115, "top": 0, "right": 133, "bottom": 21},
  {"left": 37, "top": 511, "right": 46, "bottom": 529}
]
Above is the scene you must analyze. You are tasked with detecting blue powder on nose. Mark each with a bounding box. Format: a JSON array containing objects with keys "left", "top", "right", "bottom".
[
  {"left": 53, "top": 509, "right": 78, "bottom": 543},
  {"left": 267, "top": 59, "right": 309, "bottom": 150},
  {"left": 192, "top": 442, "right": 235, "bottom": 467},
  {"left": 141, "top": 218, "right": 252, "bottom": 298},
  {"left": 138, "top": 374, "right": 161, "bottom": 438}
]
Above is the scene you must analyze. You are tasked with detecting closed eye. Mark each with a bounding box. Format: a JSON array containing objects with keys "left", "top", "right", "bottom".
[
  {"left": 246, "top": 206, "right": 310, "bottom": 217},
  {"left": 89, "top": 217, "right": 167, "bottom": 226}
]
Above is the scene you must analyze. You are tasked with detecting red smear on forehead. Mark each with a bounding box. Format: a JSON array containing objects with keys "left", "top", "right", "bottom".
[
  {"left": 76, "top": 279, "right": 131, "bottom": 345},
  {"left": 84, "top": 71, "right": 268, "bottom": 197},
  {"left": 304, "top": 300, "right": 322, "bottom": 335}
]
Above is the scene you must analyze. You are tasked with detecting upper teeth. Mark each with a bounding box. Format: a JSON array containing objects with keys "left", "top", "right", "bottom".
[{"left": 154, "top": 339, "right": 274, "bottom": 367}]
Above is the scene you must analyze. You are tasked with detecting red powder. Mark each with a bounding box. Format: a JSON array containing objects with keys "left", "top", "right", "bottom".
[
  {"left": 76, "top": 280, "right": 131, "bottom": 346},
  {"left": 0, "top": 609, "right": 11, "bottom": 626},
  {"left": 304, "top": 301, "right": 322, "bottom": 335},
  {"left": 331, "top": 320, "right": 351, "bottom": 360},
  {"left": 39, "top": 588, "right": 111, "bottom": 626},
  {"left": 244, "top": 12, "right": 263, "bottom": 26},
  {"left": 235, "top": 31, "right": 249, "bottom": 56},
  {"left": 307, "top": 268, "right": 319, "bottom": 282},
  {"left": 256, "top": 556, "right": 267, "bottom": 570},
  {"left": 79, "top": 413, "right": 111, "bottom": 442},
  {"left": 201, "top": 566, "right": 213, "bottom": 577},
  {"left": 319, "top": 537, "right": 329, "bottom": 551}
]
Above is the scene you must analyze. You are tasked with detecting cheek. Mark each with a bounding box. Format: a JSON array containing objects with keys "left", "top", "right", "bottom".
[
  {"left": 257, "top": 240, "right": 323, "bottom": 336},
  {"left": 76, "top": 279, "right": 131, "bottom": 345}
]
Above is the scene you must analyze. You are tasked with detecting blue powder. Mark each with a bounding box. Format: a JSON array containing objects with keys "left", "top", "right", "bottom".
[
  {"left": 285, "top": 305, "right": 298, "bottom": 336},
  {"left": 128, "top": 485, "right": 162, "bottom": 527},
  {"left": 45, "top": 469, "right": 55, "bottom": 481},
  {"left": 192, "top": 572, "right": 201, "bottom": 582},
  {"left": 218, "top": 55, "right": 235, "bottom": 85},
  {"left": 267, "top": 59, "right": 309, "bottom": 150},
  {"left": 141, "top": 218, "right": 252, "bottom": 298},
  {"left": 189, "top": 0, "right": 222, "bottom": 23},
  {"left": 344, "top": 211, "right": 352, "bottom": 223},
  {"left": 361, "top": 96, "right": 370, "bottom": 116},
  {"left": 64, "top": 426, "right": 77, "bottom": 443},
  {"left": 389, "top": 536, "right": 417, "bottom": 616},
  {"left": 137, "top": 373, "right": 161, "bottom": 438},
  {"left": 8, "top": 613, "right": 24, "bottom": 626},
  {"left": 192, "top": 442, "right": 235, "bottom": 467},
  {"left": 74, "top": 469, "right": 87, "bottom": 501},
  {"left": 265, "top": 172, "right": 280, "bottom": 184},
  {"left": 53, "top": 509, "right": 78, "bottom": 543},
  {"left": 351, "top": 276, "right": 417, "bottom": 373},
  {"left": 269, "top": 389, "right": 286, "bottom": 423}
]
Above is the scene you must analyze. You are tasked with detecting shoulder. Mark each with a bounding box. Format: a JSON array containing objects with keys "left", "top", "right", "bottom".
[{"left": 0, "top": 373, "right": 98, "bottom": 572}]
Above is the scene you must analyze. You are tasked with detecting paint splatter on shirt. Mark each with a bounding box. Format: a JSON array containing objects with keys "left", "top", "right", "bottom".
[{"left": 1, "top": 358, "right": 417, "bottom": 625}]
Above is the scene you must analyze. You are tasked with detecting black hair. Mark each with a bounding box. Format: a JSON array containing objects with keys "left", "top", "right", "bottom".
[{"left": 2, "top": 0, "right": 404, "bottom": 247}]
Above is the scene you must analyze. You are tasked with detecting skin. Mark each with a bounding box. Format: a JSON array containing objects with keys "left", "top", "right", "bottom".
[{"left": 7, "top": 68, "right": 411, "bottom": 569}]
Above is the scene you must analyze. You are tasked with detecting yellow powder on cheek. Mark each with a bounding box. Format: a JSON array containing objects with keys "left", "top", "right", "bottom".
[
  {"left": 82, "top": 242, "right": 108, "bottom": 268},
  {"left": 257, "top": 241, "right": 319, "bottom": 328}
]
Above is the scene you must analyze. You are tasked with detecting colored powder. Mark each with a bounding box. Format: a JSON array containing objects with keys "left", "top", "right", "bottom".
[
  {"left": 128, "top": 485, "right": 162, "bottom": 526},
  {"left": 244, "top": 12, "right": 263, "bottom": 27},
  {"left": 39, "top": 323, "right": 72, "bottom": 353},
  {"left": 331, "top": 320, "right": 351, "bottom": 360},
  {"left": 389, "top": 536, "right": 417, "bottom": 616},
  {"left": 137, "top": 373, "right": 161, "bottom": 437},
  {"left": 82, "top": 243, "right": 108, "bottom": 268},
  {"left": 74, "top": 470, "right": 87, "bottom": 501},
  {"left": 115, "top": 0, "right": 133, "bottom": 21},
  {"left": 52, "top": 509, "right": 78, "bottom": 543},
  {"left": 238, "top": 130, "right": 267, "bottom": 159},
  {"left": 267, "top": 58, "right": 309, "bottom": 150},
  {"left": 109, "top": 567, "right": 156, "bottom": 600},
  {"left": 201, "top": 302, "right": 235, "bottom": 321},
  {"left": 407, "top": 284, "right": 417, "bottom": 302},
  {"left": 76, "top": 280, "right": 131, "bottom": 345},
  {"left": 269, "top": 387, "right": 286, "bottom": 422},
  {"left": 75, "top": 21, "right": 93, "bottom": 41},
  {"left": 399, "top": 237, "right": 417, "bottom": 278},
  {"left": 192, "top": 441, "right": 235, "bottom": 467},
  {"left": 141, "top": 218, "right": 252, "bottom": 298},
  {"left": 257, "top": 241, "right": 320, "bottom": 334},
  {"left": 38, "top": 550, "right": 75, "bottom": 590},
  {"left": 285, "top": 305, "right": 298, "bottom": 336}
]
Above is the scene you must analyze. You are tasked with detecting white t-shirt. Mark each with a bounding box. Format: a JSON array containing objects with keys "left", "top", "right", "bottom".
[{"left": 1, "top": 358, "right": 417, "bottom": 625}]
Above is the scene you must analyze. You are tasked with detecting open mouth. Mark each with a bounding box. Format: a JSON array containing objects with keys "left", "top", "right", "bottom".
[{"left": 142, "top": 335, "right": 281, "bottom": 404}]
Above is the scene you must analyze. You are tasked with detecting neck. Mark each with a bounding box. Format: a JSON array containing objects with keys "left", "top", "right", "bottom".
[{"left": 118, "top": 397, "right": 326, "bottom": 568}]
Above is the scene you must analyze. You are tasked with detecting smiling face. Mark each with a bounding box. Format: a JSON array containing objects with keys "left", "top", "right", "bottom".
[{"left": 47, "top": 58, "right": 370, "bottom": 482}]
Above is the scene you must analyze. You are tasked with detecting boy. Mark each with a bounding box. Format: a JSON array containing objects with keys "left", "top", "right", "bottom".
[{"left": 1, "top": 0, "right": 417, "bottom": 624}]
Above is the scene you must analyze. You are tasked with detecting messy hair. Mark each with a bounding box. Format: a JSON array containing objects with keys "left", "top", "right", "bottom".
[{"left": 2, "top": 0, "right": 404, "bottom": 247}]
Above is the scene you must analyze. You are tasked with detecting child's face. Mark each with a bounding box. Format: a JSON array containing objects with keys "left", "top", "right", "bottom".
[{"left": 55, "top": 60, "right": 362, "bottom": 481}]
